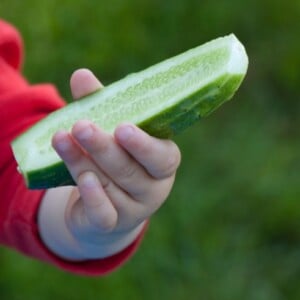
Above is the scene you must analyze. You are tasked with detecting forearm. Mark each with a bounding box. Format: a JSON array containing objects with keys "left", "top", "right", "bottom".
[{"left": 38, "top": 186, "right": 146, "bottom": 261}]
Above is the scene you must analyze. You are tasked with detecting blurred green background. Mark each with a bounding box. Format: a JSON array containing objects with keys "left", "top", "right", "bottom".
[{"left": 0, "top": 0, "right": 299, "bottom": 299}]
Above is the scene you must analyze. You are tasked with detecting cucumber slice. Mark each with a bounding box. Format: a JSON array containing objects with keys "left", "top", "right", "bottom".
[{"left": 11, "top": 34, "right": 248, "bottom": 189}]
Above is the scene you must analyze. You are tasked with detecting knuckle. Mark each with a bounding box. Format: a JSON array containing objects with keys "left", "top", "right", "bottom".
[
  {"left": 101, "top": 179, "right": 114, "bottom": 194},
  {"left": 118, "top": 163, "right": 137, "bottom": 180}
]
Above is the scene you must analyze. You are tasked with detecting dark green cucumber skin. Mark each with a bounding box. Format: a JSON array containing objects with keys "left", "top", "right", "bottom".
[
  {"left": 26, "top": 161, "right": 76, "bottom": 188},
  {"left": 139, "top": 74, "right": 243, "bottom": 138},
  {"left": 26, "top": 73, "right": 244, "bottom": 189}
]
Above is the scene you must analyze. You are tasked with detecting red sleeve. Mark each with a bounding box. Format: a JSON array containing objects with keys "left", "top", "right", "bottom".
[{"left": 0, "top": 19, "right": 145, "bottom": 276}]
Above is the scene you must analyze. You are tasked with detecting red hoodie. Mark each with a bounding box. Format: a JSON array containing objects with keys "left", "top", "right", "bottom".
[{"left": 0, "top": 19, "right": 144, "bottom": 276}]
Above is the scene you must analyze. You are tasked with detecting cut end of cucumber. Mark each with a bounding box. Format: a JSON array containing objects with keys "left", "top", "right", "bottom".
[
  {"left": 11, "top": 33, "right": 248, "bottom": 189},
  {"left": 227, "top": 34, "right": 248, "bottom": 74}
]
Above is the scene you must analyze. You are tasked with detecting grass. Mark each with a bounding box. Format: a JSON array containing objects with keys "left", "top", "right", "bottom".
[{"left": 0, "top": 0, "right": 299, "bottom": 299}]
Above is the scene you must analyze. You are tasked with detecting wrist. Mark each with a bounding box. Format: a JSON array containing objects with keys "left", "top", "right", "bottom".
[
  {"left": 73, "top": 221, "right": 147, "bottom": 260},
  {"left": 38, "top": 187, "right": 147, "bottom": 261}
]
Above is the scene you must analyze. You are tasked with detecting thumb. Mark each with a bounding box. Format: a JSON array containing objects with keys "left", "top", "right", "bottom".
[{"left": 70, "top": 68, "right": 104, "bottom": 100}]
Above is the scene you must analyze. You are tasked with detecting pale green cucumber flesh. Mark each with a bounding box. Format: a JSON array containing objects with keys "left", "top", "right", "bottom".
[
  {"left": 11, "top": 34, "right": 248, "bottom": 189},
  {"left": 139, "top": 73, "right": 243, "bottom": 137}
]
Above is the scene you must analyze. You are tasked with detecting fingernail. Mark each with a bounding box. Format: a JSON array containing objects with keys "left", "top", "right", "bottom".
[
  {"left": 80, "top": 172, "right": 98, "bottom": 188},
  {"left": 55, "top": 135, "right": 71, "bottom": 152},
  {"left": 77, "top": 125, "right": 93, "bottom": 140},
  {"left": 117, "top": 125, "right": 134, "bottom": 142}
]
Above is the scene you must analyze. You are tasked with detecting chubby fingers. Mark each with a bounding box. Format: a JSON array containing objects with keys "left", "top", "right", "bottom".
[
  {"left": 71, "top": 121, "right": 180, "bottom": 202},
  {"left": 71, "top": 121, "right": 157, "bottom": 202},
  {"left": 53, "top": 120, "right": 181, "bottom": 222},
  {"left": 52, "top": 133, "right": 127, "bottom": 233},
  {"left": 115, "top": 123, "right": 181, "bottom": 179}
]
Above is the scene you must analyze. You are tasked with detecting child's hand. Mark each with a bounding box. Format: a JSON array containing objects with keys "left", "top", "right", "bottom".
[{"left": 38, "top": 69, "right": 181, "bottom": 260}]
